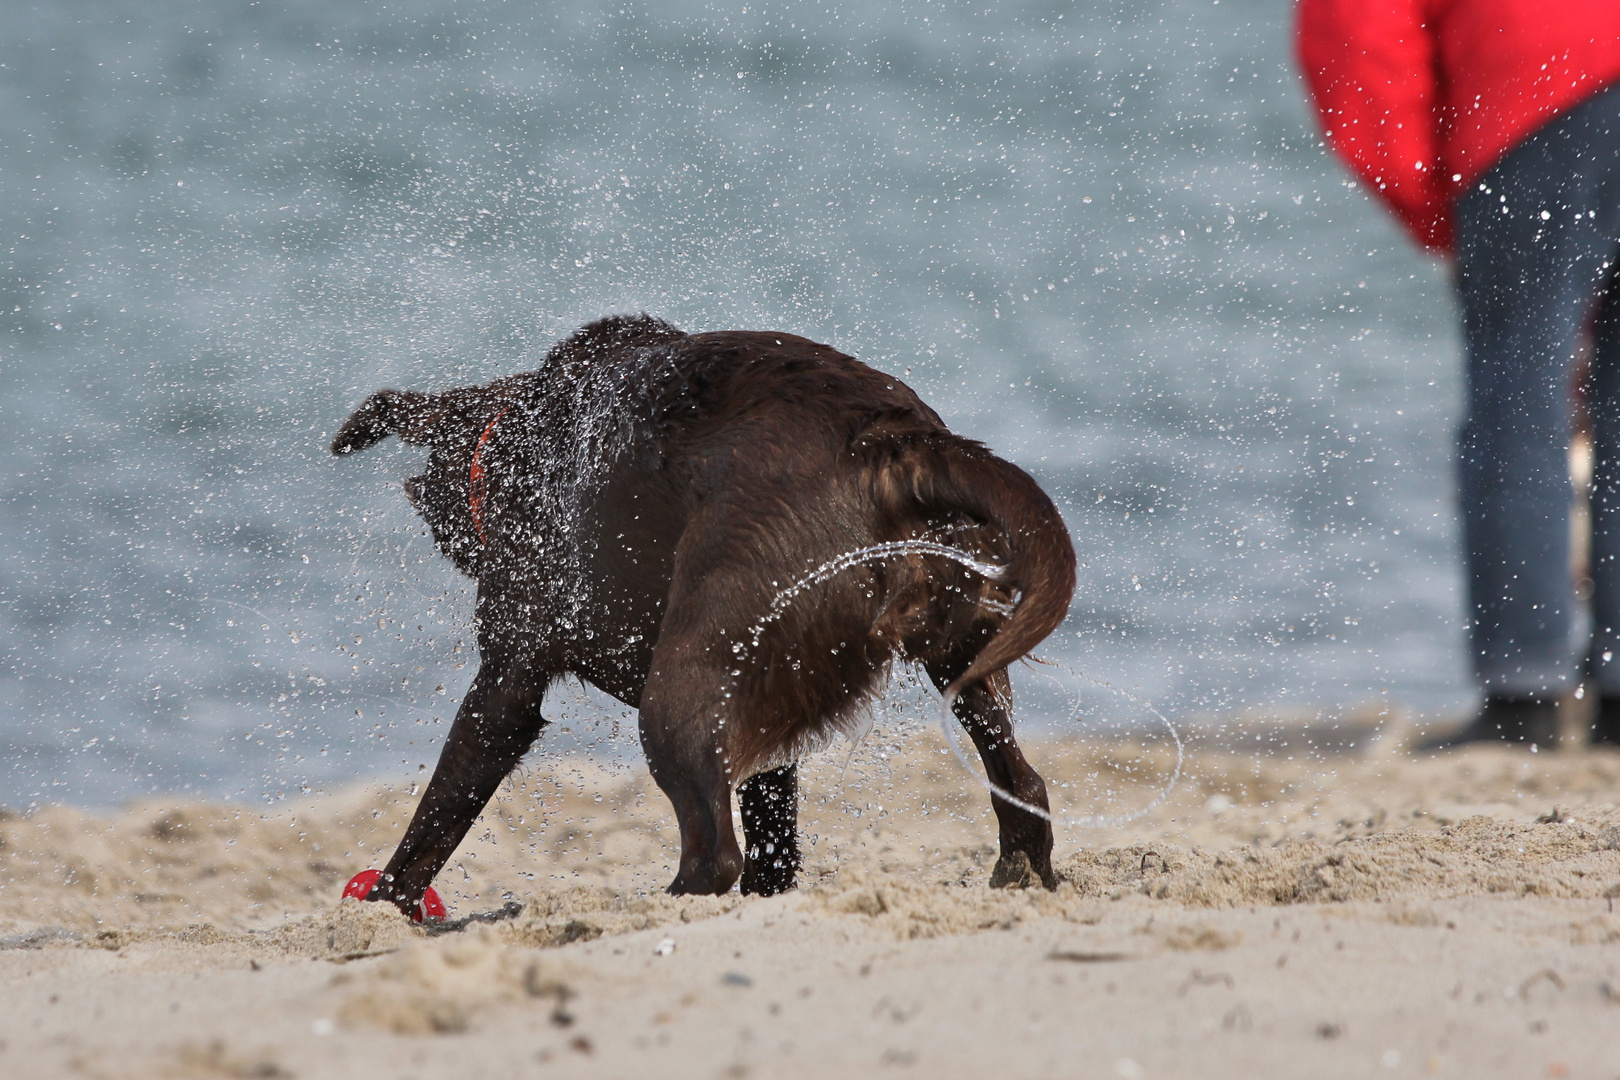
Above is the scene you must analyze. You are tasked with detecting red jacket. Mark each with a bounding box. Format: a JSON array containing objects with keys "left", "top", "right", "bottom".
[{"left": 1297, "top": 0, "right": 1620, "bottom": 252}]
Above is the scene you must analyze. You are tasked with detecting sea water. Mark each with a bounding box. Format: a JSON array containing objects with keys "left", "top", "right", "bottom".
[{"left": 0, "top": 0, "right": 1466, "bottom": 805}]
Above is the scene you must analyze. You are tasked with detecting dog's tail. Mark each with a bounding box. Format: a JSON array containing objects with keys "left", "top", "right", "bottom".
[{"left": 879, "top": 432, "right": 1076, "bottom": 697}]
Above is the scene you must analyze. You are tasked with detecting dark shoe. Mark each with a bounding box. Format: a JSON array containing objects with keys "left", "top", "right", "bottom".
[
  {"left": 1594, "top": 696, "right": 1620, "bottom": 747},
  {"left": 1415, "top": 695, "right": 1560, "bottom": 752}
]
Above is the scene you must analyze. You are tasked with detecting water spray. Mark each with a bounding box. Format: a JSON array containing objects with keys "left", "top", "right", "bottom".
[{"left": 736, "top": 541, "right": 1182, "bottom": 829}]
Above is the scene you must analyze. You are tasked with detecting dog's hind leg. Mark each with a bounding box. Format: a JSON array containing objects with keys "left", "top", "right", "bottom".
[
  {"left": 925, "top": 663, "right": 1057, "bottom": 889},
  {"left": 638, "top": 667, "right": 745, "bottom": 895},
  {"left": 738, "top": 764, "right": 800, "bottom": 896},
  {"left": 365, "top": 659, "right": 548, "bottom": 916},
  {"left": 638, "top": 625, "right": 749, "bottom": 895}
]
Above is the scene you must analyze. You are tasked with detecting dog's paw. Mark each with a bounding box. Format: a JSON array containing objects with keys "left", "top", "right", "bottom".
[{"left": 988, "top": 851, "right": 1036, "bottom": 889}]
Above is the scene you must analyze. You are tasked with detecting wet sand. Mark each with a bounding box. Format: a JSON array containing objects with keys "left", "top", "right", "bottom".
[{"left": 4, "top": 729, "right": 1620, "bottom": 1078}]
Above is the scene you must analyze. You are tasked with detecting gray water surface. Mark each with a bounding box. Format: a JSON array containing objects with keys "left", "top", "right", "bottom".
[{"left": 0, "top": 0, "right": 1466, "bottom": 806}]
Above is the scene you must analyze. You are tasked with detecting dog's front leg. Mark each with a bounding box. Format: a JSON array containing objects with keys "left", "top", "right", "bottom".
[
  {"left": 365, "top": 659, "right": 548, "bottom": 916},
  {"left": 738, "top": 764, "right": 800, "bottom": 896}
]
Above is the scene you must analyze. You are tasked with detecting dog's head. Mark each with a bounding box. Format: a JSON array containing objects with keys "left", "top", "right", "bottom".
[
  {"left": 332, "top": 385, "right": 508, "bottom": 576},
  {"left": 331, "top": 388, "right": 439, "bottom": 455}
]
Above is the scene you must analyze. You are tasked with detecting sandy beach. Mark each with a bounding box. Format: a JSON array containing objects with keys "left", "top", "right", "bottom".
[{"left": 4, "top": 725, "right": 1620, "bottom": 1079}]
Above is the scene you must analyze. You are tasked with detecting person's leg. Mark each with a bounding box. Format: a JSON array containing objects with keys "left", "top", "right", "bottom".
[
  {"left": 1588, "top": 267, "right": 1620, "bottom": 742},
  {"left": 1439, "top": 84, "right": 1620, "bottom": 749}
]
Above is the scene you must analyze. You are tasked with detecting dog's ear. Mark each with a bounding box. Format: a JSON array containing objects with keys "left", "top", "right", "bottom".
[{"left": 331, "top": 389, "right": 426, "bottom": 455}]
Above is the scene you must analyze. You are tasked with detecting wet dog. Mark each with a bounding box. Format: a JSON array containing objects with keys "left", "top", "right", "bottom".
[{"left": 331, "top": 315, "right": 1075, "bottom": 909}]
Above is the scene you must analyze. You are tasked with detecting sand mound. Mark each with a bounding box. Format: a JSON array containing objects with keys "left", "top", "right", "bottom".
[
  {"left": 264, "top": 897, "right": 423, "bottom": 959},
  {"left": 495, "top": 885, "right": 742, "bottom": 947},
  {"left": 0, "top": 782, "right": 426, "bottom": 936},
  {"left": 1110, "top": 812, "right": 1620, "bottom": 907},
  {"left": 5, "top": 735, "right": 1620, "bottom": 949},
  {"left": 335, "top": 926, "right": 571, "bottom": 1034},
  {"left": 794, "top": 809, "right": 1620, "bottom": 942}
]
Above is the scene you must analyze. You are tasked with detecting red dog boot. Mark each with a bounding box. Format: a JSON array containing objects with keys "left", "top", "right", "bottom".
[{"left": 341, "top": 869, "right": 446, "bottom": 923}]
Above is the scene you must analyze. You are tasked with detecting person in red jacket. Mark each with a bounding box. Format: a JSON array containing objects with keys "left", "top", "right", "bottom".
[{"left": 1297, "top": 1, "right": 1620, "bottom": 749}]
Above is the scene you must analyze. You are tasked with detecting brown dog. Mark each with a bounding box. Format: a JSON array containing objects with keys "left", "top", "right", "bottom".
[{"left": 331, "top": 315, "right": 1075, "bottom": 910}]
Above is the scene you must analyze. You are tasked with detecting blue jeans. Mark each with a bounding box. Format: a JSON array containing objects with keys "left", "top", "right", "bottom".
[{"left": 1455, "top": 82, "right": 1620, "bottom": 697}]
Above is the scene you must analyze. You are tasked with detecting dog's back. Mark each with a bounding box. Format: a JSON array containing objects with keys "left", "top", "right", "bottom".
[{"left": 334, "top": 316, "right": 1071, "bottom": 736}]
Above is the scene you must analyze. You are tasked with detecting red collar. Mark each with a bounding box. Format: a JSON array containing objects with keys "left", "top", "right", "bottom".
[{"left": 468, "top": 406, "right": 508, "bottom": 544}]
